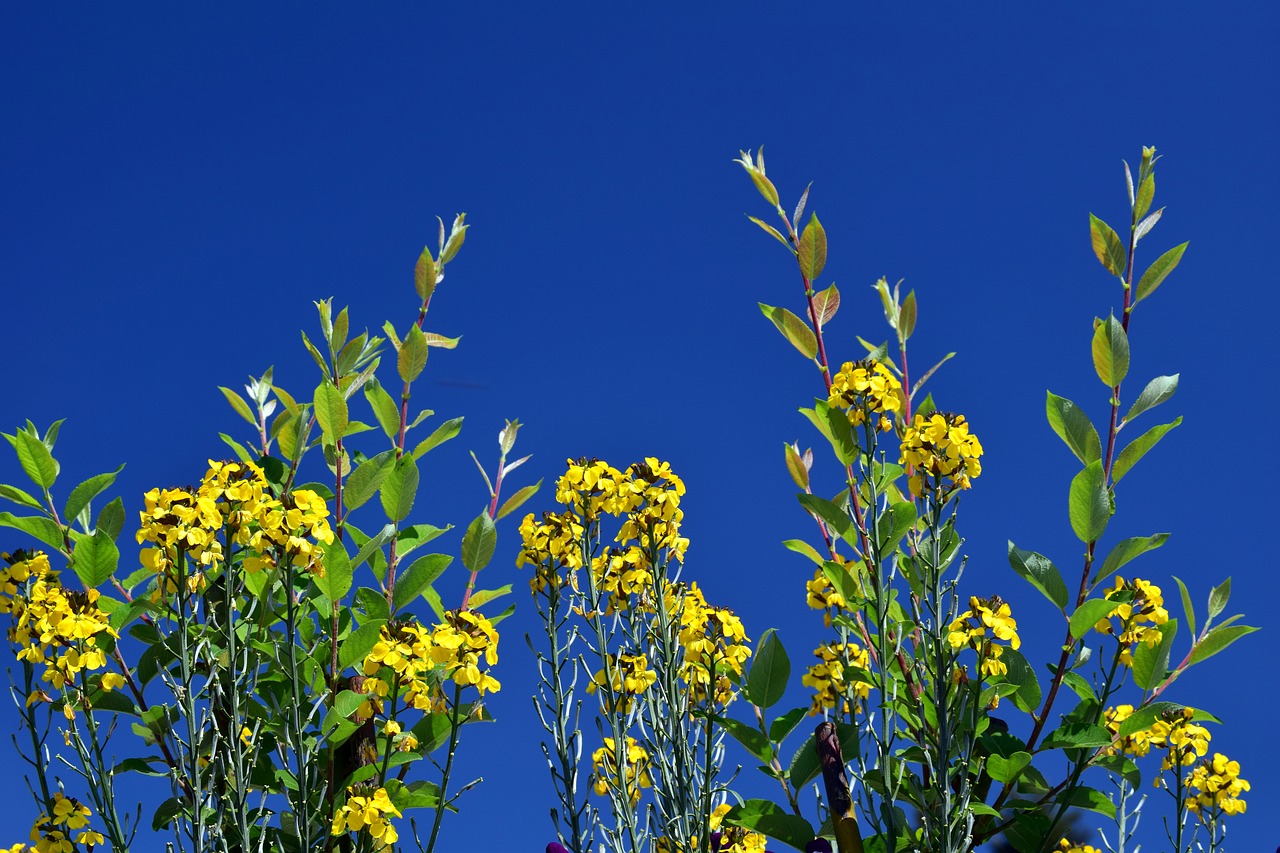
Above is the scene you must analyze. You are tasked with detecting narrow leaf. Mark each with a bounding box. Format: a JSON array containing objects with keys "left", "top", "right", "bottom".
[
  {"left": 496, "top": 480, "right": 542, "bottom": 521},
  {"left": 1007, "top": 543, "right": 1069, "bottom": 611},
  {"left": 759, "top": 303, "right": 818, "bottom": 360},
  {"left": 1125, "top": 374, "right": 1178, "bottom": 423},
  {"left": 1045, "top": 392, "right": 1102, "bottom": 464},
  {"left": 796, "top": 213, "right": 827, "bottom": 281},
  {"left": 1188, "top": 625, "right": 1258, "bottom": 666},
  {"left": 219, "top": 387, "right": 257, "bottom": 426},
  {"left": 1112, "top": 417, "right": 1181, "bottom": 483},
  {"left": 392, "top": 553, "right": 452, "bottom": 612},
  {"left": 1088, "top": 213, "right": 1126, "bottom": 276},
  {"left": 1135, "top": 242, "right": 1188, "bottom": 303},
  {"left": 1172, "top": 576, "right": 1196, "bottom": 639},
  {"left": 1095, "top": 533, "right": 1169, "bottom": 586},
  {"left": 412, "top": 417, "right": 464, "bottom": 459},
  {"left": 344, "top": 450, "right": 397, "bottom": 511},
  {"left": 1207, "top": 577, "right": 1230, "bottom": 619}
]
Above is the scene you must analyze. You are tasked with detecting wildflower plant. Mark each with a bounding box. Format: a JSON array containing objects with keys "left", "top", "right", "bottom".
[
  {"left": 0, "top": 215, "right": 541, "bottom": 853},
  {"left": 0, "top": 148, "right": 1259, "bottom": 853}
]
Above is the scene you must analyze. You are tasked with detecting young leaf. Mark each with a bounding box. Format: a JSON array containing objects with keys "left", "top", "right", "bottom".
[
  {"left": 1135, "top": 171, "right": 1155, "bottom": 221},
  {"left": 364, "top": 378, "right": 402, "bottom": 439},
  {"left": 380, "top": 455, "right": 420, "bottom": 523},
  {"left": 1091, "top": 314, "right": 1129, "bottom": 388},
  {"left": 219, "top": 387, "right": 257, "bottom": 426},
  {"left": 1095, "top": 533, "right": 1169, "bottom": 586},
  {"left": 1172, "top": 576, "right": 1196, "bottom": 639},
  {"left": 796, "top": 213, "right": 827, "bottom": 282},
  {"left": 746, "top": 216, "right": 789, "bottom": 249},
  {"left": 1007, "top": 543, "right": 1069, "bottom": 611},
  {"left": 759, "top": 303, "right": 818, "bottom": 360},
  {"left": 897, "top": 290, "right": 918, "bottom": 341},
  {"left": 746, "top": 629, "right": 790, "bottom": 710},
  {"left": 15, "top": 429, "right": 58, "bottom": 490},
  {"left": 1089, "top": 213, "right": 1127, "bottom": 276},
  {"left": 460, "top": 511, "right": 497, "bottom": 574},
  {"left": 397, "top": 325, "right": 429, "bottom": 384},
  {"left": 64, "top": 465, "right": 124, "bottom": 526},
  {"left": 1135, "top": 242, "right": 1188, "bottom": 303},
  {"left": 783, "top": 444, "right": 809, "bottom": 491},
  {"left": 0, "top": 483, "right": 43, "bottom": 510},
  {"left": 1068, "top": 460, "right": 1112, "bottom": 543},
  {"left": 72, "top": 529, "right": 119, "bottom": 589},
  {"left": 412, "top": 417, "right": 464, "bottom": 459},
  {"left": 313, "top": 380, "right": 349, "bottom": 444},
  {"left": 496, "top": 480, "right": 542, "bottom": 521},
  {"left": 1112, "top": 417, "right": 1181, "bottom": 483},
  {"left": 1124, "top": 374, "right": 1178, "bottom": 423},
  {"left": 1188, "top": 624, "right": 1258, "bottom": 666},
  {"left": 1207, "top": 577, "right": 1230, "bottom": 618},
  {"left": 392, "top": 553, "right": 452, "bottom": 612},
  {"left": 415, "top": 246, "right": 437, "bottom": 301},
  {"left": 1045, "top": 392, "right": 1102, "bottom": 464},
  {"left": 812, "top": 283, "right": 840, "bottom": 327}
]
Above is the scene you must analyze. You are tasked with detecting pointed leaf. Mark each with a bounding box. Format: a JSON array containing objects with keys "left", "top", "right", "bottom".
[
  {"left": 796, "top": 213, "right": 827, "bottom": 281},
  {"left": 1132, "top": 619, "right": 1177, "bottom": 690},
  {"left": 496, "top": 480, "right": 542, "bottom": 521},
  {"left": 0, "top": 512, "right": 65, "bottom": 549},
  {"left": 318, "top": 540, "right": 353, "bottom": 603},
  {"left": 1046, "top": 392, "right": 1102, "bottom": 464},
  {"left": 813, "top": 283, "right": 840, "bottom": 327},
  {"left": 1125, "top": 374, "right": 1178, "bottom": 423},
  {"left": 1135, "top": 242, "right": 1188, "bottom": 303},
  {"left": 746, "top": 629, "right": 790, "bottom": 710},
  {"left": 72, "top": 529, "right": 119, "bottom": 588},
  {"left": 759, "top": 303, "right": 817, "bottom": 360},
  {"left": 1188, "top": 624, "right": 1258, "bottom": 666},
  {"left": 338, "top": 619, "right": 387, "bottom": 670},
  {"left": 746, "top": 215, "right": 789, "bottom": 249},
  {"left": 65, "top": 466, "right": 125, "bottom": 527},
  {"left": 1089, "top": 213, "right": 1126, "bottom": 276},
  {"left": 898, "top": 290, "right": 917, "bottom": 341},
  {"left": 364, "top": 379, "right": 402, "bottom": 439},
  {"left": 460, "top": 511, "right": 497, "bottom": 573},
  {"left": 15, "top": 429, "right": 57, "bottom": 489},
  {"left": 1112, "top": 417, "right": 1181, "bottom": 483},
  {"left": 344, "top": 450, "right": 397, "bottom": 511},
  {"left": 415, "top": 246, "right": 437, "bottom": 301},
  {"left": 1070, "top": 599, "right": 1121, "bottom": 642},
  {"left": 380, "top": 455, "right": 420, "bottom": 523},
  {"left": 1069, "top": 460, "right": 1112, "bottom": 543},
  {"left": 219, "top": 387, "right": 257, "bottom": 426},
  {"left": 412, "top": 417, "right": 464, "bottom": 459},
  {"left": 1091, "top": 314, "right": 1129, "bottom": 387},
  {"left": 1207, "top": 577, "right": 1230, "bottom": 619},
  {"left": 0, "top": 484, "right": 43, "bottom": 510},
  {"left": 1135, "top": 172, "right": 1155, "bottom": 220},
  {"left": 96, "top": 497, "right": 126, "bottom": 540},
  {"left": 313, "top": 381, "right": 348, "bottom": 444},
  {"left": 1172, "top": 576, "right": 1196, "bottom": 639},
  {"left": 1095, "top": 533, "right": 1169, "bottom": 586},
  {"left": 392, "top": 553, "right": 452, "bottom": 612},
  {"left": 397, "top": 325, "right": 429, "bottom": 384},
  {"left": 1007, "top": 543, "right": 1069, "bottom": 611}
]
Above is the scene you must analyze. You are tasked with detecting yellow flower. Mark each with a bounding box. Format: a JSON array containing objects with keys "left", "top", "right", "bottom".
[
  {"left": 331, "top": 785, "right": 401, "bottom": 849},
  {"left": 591, "top": 737, "right": 652, "bottom": 806},
  {"left": 899, "top": 412, "right": 983, "bottom": 497},
  {"left": 587, "top": 652, "right": 657, "bottom": 713},
  {"left": 1056, "top": 841, "right": 1101, "bottom": 853},
  {"left": 828, "top": 360, "right": 903, "bottom": 425},
  {"left": 801, "top": 641, "right": 871, "bottom": 716},
  {"left": 1185, "top": 752, "right": 1250, "bottom": 818},
  {"left": 947, "top": 596, "right": 1019, "bottom": 677},
  {"left": 1092, "top": 576, "right": 1169, "bottom": 667}
]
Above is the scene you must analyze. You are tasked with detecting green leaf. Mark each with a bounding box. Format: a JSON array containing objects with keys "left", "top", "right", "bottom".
[
  {"left": 788, "top": 720, "right": 857, "bottom": 789},
  {"left": 1132, "top": 619, "right": 1177, "bottom": 690},
  {"left": 412, "top": 416, "right": 464, "bottom": 459},
  {"left": 1188, "top": 624, "right": 1258, "bottom": 666},
  {"left": 396, "top": 524, "right": 450, "bottom": 558},
  {"left": 1068, "top": 460, "right": 1112, "bottom": 543},
  {"left": 1088, "top": 213, "right": 1126, "bottom": 276},
  {"left": 1135, "top": 171, "right": 1155, "bottom": 221},
  {"left": 65, "top": 466, "right": 124, "bottom": 528},
  {"left": 338, "top": 619, "right": 387, "bottom": 669},
  {"left": 897, "top": 289, "right": 917, "bottom": 341},
  {"left": 364, "top": 378, "right": 402, "bottom": 439},
  {"left": 747, "top": 215, "right": 789, "bottom": 249},
  {"left": 1069, "top": 599, "right": 1119, "bottom": 642},
  {"left": 72, "top": 529, "right": 119, "bottom": 588},
  {"left": 1061, "top": 786, "right": 1117, "bottom": 819},
  {"left": 796, "top": 494, "right": 857, "bottom": 550},
  {"left": 355, "top": 586, "right": 391, "bottom": 623},
  {"left": 466, "top": 585, "right": 510, "bottom": 609},
  {"left": 1112, "top": 417, "right": 1181, "bottom": 483},
  {"left": 344, "top": 450, "right": 396, "bottom": 511},
  {"left": 318, "top": 541, "right": 353, "bottom": 603},
  {"left": 0, "top": 483, "right": 43, "bottom": 510},
  {"left": 1007, "top": 543, "right": 1069, "bottom": 611},
  {"left": 714, "top": 716, "right": 773, "bottom": 764},
  {"left": 801, "top": 402, "right": 857, "bottom": 466},
  {"left": 333, "top": 690, "right": 367, "bottom": 719},
  {"left": 397, "top": 325, "right": 429, "bottom": 384},
  {"left": 746, "top": 629, "right": 790, "bottom": 710},
  {"left": 723, "top": 800, "right": 816, "bottom": 853},
  {"left": 1045, "top": 392, "right": 1102, "bottom": 465},
  {"left": 812, "top": 284, "right": 840, "bottom": 327},
  {"left": 1125, "top": 374, "right": 1178, "bottom": 423},
  {"left": 985, "top": 751, "right": 1031, "bottom": 784},
  {"left": 15, "top": 429, "right": 57, "bottom": 489},
  {"left": 392, "top": 553, "right": 452, "bottom": 612},
  {"left": 152, "top": 797, "right": 183, "bottom": 831},
  {"left": 1115, "top": 702, "right": 1220, "bottom": 739},
  {"left": 496, "top": 480, "right": 542, "bottom": 521},
  {"left": 1135, "top": 242, "right": 1188, "bottom": 303},
  {"left": 313, "top": 381, "right": 348, "bottom": 444},
  {"left": 1207, "top": 576, "right": 1230, "bottom": 618},
  {"left": 380, "top": 455, "right": 420, "bottom": 523},
  {"left": 797, "top": 214, "right": 827, "bottom": 282},
  {"left": 998, "top": 647, "right": 1041, "bottom": 715},
  {"left": 1091, "top": 314, "right": 1129, "bottom": 388},
  {"left": 1095, "top": 533, "right": 1169, "bottom": 586},
  {"left": 351, "top": 523, "right": 396, "bottom": 576},
  {"left": 759, "top": 303, "right": 818, "bottom": 360},
  {"left": 1173, "top": 576, "right": 1196, "bottom": 639},
  {"left": 782, "top": 539, "right": 824, "bottom": 566},
  {"left": 96, "top": 497, "right": 126, "bottom": 540},
  {"left": 460, "top": 511, "right": 497, "bottom": 573},
  {"left": 415, "top": 246, "right": 437, "bottom": 301},
  {"left": 0, "top": 512, "right": 65, "bottom": 549},
  {"left": 219, "top": 386, "right": 257, "bottom": 426},
  {"left": 769, "top": 707, "right": 808, "bottom": 744}
]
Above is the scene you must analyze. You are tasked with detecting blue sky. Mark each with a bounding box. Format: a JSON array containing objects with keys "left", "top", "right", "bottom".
[{"left": 2, "top": 4, "right": 1277, "bottom": 851}]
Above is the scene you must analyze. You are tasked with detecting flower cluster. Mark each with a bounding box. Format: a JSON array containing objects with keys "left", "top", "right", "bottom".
[
  {"left": 6, "top": 792, "right": 106, "bottom": 852},
  {"left": 828, "top": 360, "right": 902, "bottom": 429},
  {"left": 1092, "top": 576, "right": 1169, "bottom": 667},
  {"left": 591, "top": 736, "right": 652, "bottom": 806},
  {"left": 587, "top": 651, "right": 657, "bottom": 713},
  {"left": 673, "top": 583, "right": 751, "bottom": 707},
  {"left": 947, "top": 596, "right": 1020, "bottom": 677},
  {"left": 801, "top": 641, "right": 872, "bottom": 716},
  {"left": 137, "top": 460, "right": 334, "bottom": 592},
  {"left": 331, "top": 785, "right": 401, "bottom": 849},
  {"left": 899, "top": 412, "right": 983, "bottom": 498},
  {"left": 1102, "top": 706, "right": 1211, "bottom": 772},
  {"left": 1185, "top": 752, "right": 1250, "bottom": 817},
  {"left": 3, "top": 552, "right": 122, "bottom": 704},
  {"left": 519, "top": 458, "right": 688, "bottom": 612},
  {"left": 360, "top": 610, "right": 502, "bottom": 716},
  {"left": 654, "top": 804, "right": 773, "bottom": 853}
]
